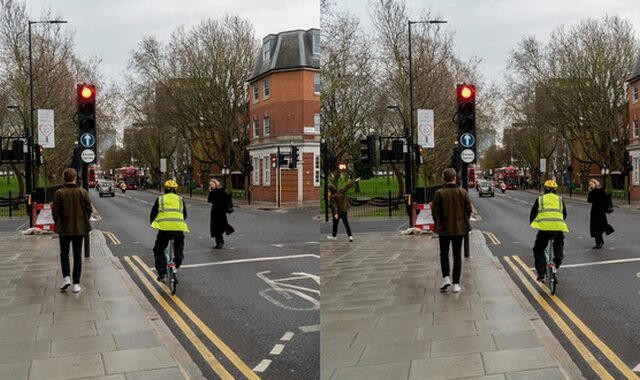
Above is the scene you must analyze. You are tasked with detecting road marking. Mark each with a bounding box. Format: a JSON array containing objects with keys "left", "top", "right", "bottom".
[
  {"left": 257, "top": 271, "right": 319, "bottom": 311},
  {"left": 269, "top": 344, "right": 284, "bottom": 355},
  {"left": 511, "top": 256, "right": 639, "bottom": 379},
  {"left": 482, "top": 231, "right": 500, "bottom": 245},
  {"left": 253, "top": 359, "right": 271, "bottom": 373},
  {"left": 271, "top": 244, "right": 284, "bottom": 248},
  {"left": 299, "top": 325, "right": 319, "bottom": 333},
  {"left": 634, "top": 362, "right": 640, "bottom": 372},
  {"left": 534, "top": 257, "right": 640, "bottom": 269},
  {"left": 305, "top": 241, "right": 320, "bottom": 244},
  {"left": 292, "top": 272, "right": 320, "bottom": 284},
  {"left": 131, "top": 255, "right": 261, "bottom": 380},
  {"left": 122, "top": 256, "right": 235, "bottom": 379},
  {"left": 503, "top": 256, "right": 615, "bottom": 379},
  {"left": 281, "top": 332, "right": 294, "bottom": 341},
  {"left": 179, "top": 254, "right": 320, "bottom": 269},
  {"left": 103, "top": 231, "right": 121, "bottom": 245}
]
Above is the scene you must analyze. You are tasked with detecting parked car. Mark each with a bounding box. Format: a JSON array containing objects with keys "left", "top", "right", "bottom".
[
  {"left": 478, "top": 181, "right": 495, "bottom": 197},
  {"left": 96, "top": 180, "right": 115, "bottom": 197}
]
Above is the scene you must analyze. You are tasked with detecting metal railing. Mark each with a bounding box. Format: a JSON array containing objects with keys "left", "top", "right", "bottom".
[
  {"left": 346, "top": 190, "right": 406, "bottom": 218},
  {"left": 0, "top": 191, "right": 27, "bottom": 217}
]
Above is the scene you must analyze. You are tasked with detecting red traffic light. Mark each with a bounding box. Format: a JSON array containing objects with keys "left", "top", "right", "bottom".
[
  {"left": 77, "top": 84, "right": 95, "bottom": 100},
  {"left": 458, "top": 85, "right": 474, "bottom": 100}
]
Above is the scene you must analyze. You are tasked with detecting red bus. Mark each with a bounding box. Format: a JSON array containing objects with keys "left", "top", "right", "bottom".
[
  {"left": 88, "top": 166, "right": 97, "bottom": 188},
  {"left": 494, "top": 166, "right": 519, "bottom": 189},
  {"left": 114, "top": 166, "right": 140, "bottom": 190},
  {"left": 468, "top": 166, "right": 479, "bottom": 188}
]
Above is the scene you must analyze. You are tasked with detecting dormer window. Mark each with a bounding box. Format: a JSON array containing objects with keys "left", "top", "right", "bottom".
[
  {"left": 312, "top": 33, "right": 320, "bottom": 56},
  {"left": 263, "top": 41, "right": 271, "bottom": 62}
]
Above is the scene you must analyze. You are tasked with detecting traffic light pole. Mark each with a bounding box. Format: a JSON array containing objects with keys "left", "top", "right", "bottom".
[{"left": 407, "top": 21, "right": 415, "bottom": 226}]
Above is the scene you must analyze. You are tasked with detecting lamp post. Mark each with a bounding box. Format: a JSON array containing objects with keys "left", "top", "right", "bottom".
[
  {"left": 28, "top": 19, "right": 67, "bottom": 195},
  {"left": 407, "top": 19, "right": 446, "bottom": 226}
]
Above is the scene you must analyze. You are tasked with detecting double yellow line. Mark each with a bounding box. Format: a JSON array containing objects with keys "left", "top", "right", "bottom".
[
  {"left": 483, "top": 231, "right": 500, "bottom": 245},
  {"left": 123, "top": 255, "right": 260, "bottom": 380},
  {"left": 103, "top": 231, "right": 121, "bottom": 245},
  {"left": 504, "top": 255, "right": 639, "bottom": 379}
]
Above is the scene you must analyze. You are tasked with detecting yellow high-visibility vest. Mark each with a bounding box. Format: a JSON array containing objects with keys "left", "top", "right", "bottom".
[
  {"left": 530, "top": 193, "right": 569, "bottom": 232},
  {"left": 151, "top": 193, "right": 189, "bottom": 232}
]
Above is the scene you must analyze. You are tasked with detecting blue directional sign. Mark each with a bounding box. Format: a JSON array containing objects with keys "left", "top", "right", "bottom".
[
  {"left": 80, "top": 133, "right": 95, "bottom": 148},
  {"left": 459, "top": 133, "right": 475, "bottom": 148}
]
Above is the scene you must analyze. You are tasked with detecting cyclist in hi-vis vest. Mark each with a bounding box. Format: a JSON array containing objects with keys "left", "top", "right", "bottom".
[
  {"left": 529, "top": 180, "right": 569, "bottom": 282},
  {"left": 150, "top": 180, "right": 189, "bottom": 281}
]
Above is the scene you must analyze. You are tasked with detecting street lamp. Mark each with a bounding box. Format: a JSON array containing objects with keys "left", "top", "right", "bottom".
[
  {"left": 407, "top": 19, "right": 446, "bottom": 225},
  {"left": 7, "top": 105, "right": 27, "bottom": 134},
  {"left": 408, "top": 20, "right": 447, "bottom": 187},
  {"left": 28, "top": 19, "right": 67, "bottom": 194}
]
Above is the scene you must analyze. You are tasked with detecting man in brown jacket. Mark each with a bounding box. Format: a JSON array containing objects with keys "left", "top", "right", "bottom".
[
  {"left": 327, "top": 177, "right": 360, "bottom": 242},
  {"left": 52, "top": 168, "right": 93, "bottom": 293},
  {"left": 432, "top": 168, "right": 472, "bottom": 293}
]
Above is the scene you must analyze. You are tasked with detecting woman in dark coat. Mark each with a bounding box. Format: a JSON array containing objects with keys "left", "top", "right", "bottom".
[
  {"left": 587, "top": 179, "right": 613, "bottom": 249},
  {"left": 208, "top": 179, "right": 229, "bottom": 249}
]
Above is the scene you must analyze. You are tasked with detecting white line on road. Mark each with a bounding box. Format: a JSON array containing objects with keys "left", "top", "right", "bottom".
[
  {"left": 271, "top": 244, "right": 284, "bottom": 248},
  {"left": 305, "top": 241, "right": 320, "bottom": 244},
  {"left": 532, "top": 257, "right": 640, "bottom": 269},
  {"left": 633, "top": 362, "right": 640, "bottom": 373},
  {"left": 281, "top": 332, "right": 294, "bottom": 341},
  {"left": 179, "top": 254, "right": 320, "bottom": 269},
  {"left": 270, "top": 344, "right": 285, "bottom": 355},
  {"left": 253, "top": 359, "right": 271, "bottom": 373},
  {"left": 299, "top": 325, "right": 319, "bottom": 333}
]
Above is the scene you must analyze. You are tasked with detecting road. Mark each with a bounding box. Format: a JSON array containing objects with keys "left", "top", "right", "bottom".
[
  {"left": 90, "top": 189, "right": 319, "bottom": 380},
  {"left": 471, "top": 188, "right": 640, "bottom": 379}
]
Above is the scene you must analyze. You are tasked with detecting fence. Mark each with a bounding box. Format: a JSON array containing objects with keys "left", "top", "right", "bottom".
[
  {"left": 346, "top": 190, "right": 407, "bottom": 218},
  {"left": 0, "top": 190, "right": 27, "bottom": 217}
]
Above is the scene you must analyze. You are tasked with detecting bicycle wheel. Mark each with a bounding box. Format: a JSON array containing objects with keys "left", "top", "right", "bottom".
[
  {"left": 170, "top": 271, "right": 178, "bottom": 295},
  {"left": 549, "top": 270, "right": 557, "bottom": 295}
]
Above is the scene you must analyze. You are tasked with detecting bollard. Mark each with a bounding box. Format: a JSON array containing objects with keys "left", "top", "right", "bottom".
[
  {"left": 8, "top": 190, "right": 12, "bottom": 218},
  {"left": 388, "top": 190, "right": 392, "bottom": 218}
]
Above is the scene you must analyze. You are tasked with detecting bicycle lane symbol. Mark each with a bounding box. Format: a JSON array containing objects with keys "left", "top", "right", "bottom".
[{"left": 257, "top": 271, "right": 320, "bottom": 311}]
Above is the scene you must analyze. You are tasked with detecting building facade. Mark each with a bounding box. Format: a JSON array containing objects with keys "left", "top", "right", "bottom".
[
  {"left": 627, "top": 54, "right": 640, "bottom": 201},
  {"left": 247, "top": 29, "right": 321, "bottom": 205}
]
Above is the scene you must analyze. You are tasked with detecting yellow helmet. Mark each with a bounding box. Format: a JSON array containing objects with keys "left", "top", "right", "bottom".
[
  {"left": 544, "top": 180, "right": 558, "bottom": 190},
  {"left": 164, "top": 180, "right": 178, "bottom": 190}
]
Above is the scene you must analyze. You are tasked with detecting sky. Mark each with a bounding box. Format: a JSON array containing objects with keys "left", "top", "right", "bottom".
[
  {"left": 25, "top": 0, "right": 320, "bottom": 85},
  {"left": 333, "top": 0, "right": 640, "bottom": 86}
]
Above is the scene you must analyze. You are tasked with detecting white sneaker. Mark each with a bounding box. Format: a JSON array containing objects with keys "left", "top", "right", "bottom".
[
  {"left": 440, "top": 276, "right": 451, "bottom": 291},
  {"left": 326, "top": 235, "right": 337, "bottom": 241},
  {"left": 72, "top": 284, "right": 81, "bottom": 293},
  {"left": 349, "top": 236, "right": 354, "bottom": 242},
  {"left": 60, "top": 276, "right": 71, "bottom": 291},
  {"left": 452, "top": 284, "right": 462, "bottom": 293}
]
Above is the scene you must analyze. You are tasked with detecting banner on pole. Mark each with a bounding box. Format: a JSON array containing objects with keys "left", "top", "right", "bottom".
[
  {"left": 37, "top": 109, "right": 55, "bottom": 148},
  {"left": 417, "top": 109, "right": 434, "bottom": 149}
]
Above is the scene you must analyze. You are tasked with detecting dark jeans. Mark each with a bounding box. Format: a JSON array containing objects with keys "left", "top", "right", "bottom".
[
  {"left": 213, "top": 232, "right": 224, "bottom": 245},
  {"left": 594, "top": 233, "right": 604, "bottom": 245},
  {"left": 153, "top": 231, "right": 185, "bottom": 275},
  {"left": 59, "top": 235, "right": 84, "bottom": 284},
  {"left": 439, "top": 235, "right": 463, "bottom": 284},
  {"left": 532, "top": 231, "right": 564, "bottom": 275},
  {"left": 332, "top": 212, "right": 352, "bottom": 237}
]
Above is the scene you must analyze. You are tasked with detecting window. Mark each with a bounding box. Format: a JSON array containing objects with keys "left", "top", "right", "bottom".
[
  {"left": 312, "top": 33, "right": 320, "bottom": 56},
  {"left": 263, "top": 155, "right": 271, "bottom": 186},
  {"left": 263, "top": 41, "right": 271, "bottom": 61},
  {"left": 253, "top": 116, "right": 259, "bottom": 138},
  {"left": 263, "top": 113, "right": 270, "bottom": 136},
  {"left": 634, "top": 114, "right": 639, "bottom": 138},
  {"left": 314, "top": 154, "right": 320, "bottom": 187},
  {"left": 253, "top": 85, "right": 259, "bottom": 102},
  {"left": 634, "top": 85, "right": 639, "bottom": 102},
  {"left": 314, "top": 74, "right": 320, "bottom": 95},
  {"left": 263, "top": 79, "right": 270, "bottom": 98},
  {"left": 314, "top": 113, "right": 320, "bottom": 134},
  {"left": 253, "top": 157, "right": 260, "bottom": 185}
]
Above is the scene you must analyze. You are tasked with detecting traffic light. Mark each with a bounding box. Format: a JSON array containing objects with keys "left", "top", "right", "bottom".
[
  {"left": 278, "top": 153, "right": 287, "bottom": 167},
  {"left": 456, "top": 84, "right": 476, "bottom": 164},
  {"left": 76, "top": 84, "right": 96, "bottom": 165},
  {"left": 271, "top": 155, "right": 277, "bottom": 168},
  {"left": 290, "top": 146, "right": 299, "bottom": 169},
  {"left": 34, "top": 144, "right": 43, "bottom": 166},
  {"left": 414, "top": 144, "right": 423, "bottom": 166},
  {"left": 243, "top": 150, "right": 253, "bottom": 175},
  {"left": 360, "top": 135, "right": 377, "bottom": 167}
]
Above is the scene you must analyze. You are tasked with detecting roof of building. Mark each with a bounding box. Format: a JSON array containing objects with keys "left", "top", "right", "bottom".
[
  {"left": 628, "top": 52, "right": 640, "bottom": 83},
  {"left": 248, "top": 28, "right": 320, "bottom": 82}
]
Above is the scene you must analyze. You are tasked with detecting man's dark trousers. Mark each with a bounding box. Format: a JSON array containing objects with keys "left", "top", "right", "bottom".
[
  {"left": 439, "top": 235, "right": 463, "bottom": 284},
  {"left": 532, "top": 231, "right": 564, "bottom": 275},
  {"left": 153, "top": 230, "right": 185, "bottom": 275}
]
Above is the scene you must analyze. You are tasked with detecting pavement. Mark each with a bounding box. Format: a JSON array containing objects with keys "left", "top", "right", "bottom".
[
  {"left": 0, "top": 229, "right": 206, "bottom": 380},
  {"left": 320, "top": 229, "right": 585, "bottom": 380}
]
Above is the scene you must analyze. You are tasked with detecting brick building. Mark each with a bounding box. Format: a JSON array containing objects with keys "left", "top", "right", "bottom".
[
  {"left": 247, "top": 28, "right": 321, "bottom": 205},
  {"left": 627, "top": 53, "right": 640, "bottom": 201}
]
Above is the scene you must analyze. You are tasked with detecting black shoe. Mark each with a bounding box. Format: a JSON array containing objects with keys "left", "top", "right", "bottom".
[
  {"left": 593, "top": 243, "right": 603, "bottom": 249},
  {"left": 536, "top": 273, "right": 545, "bottom": 282},
  {"left": 157, "top": 273, "right": 166, "bottom": 281},
  {"left": 214, "top": 243, "right": 224, "bottom": 249}
]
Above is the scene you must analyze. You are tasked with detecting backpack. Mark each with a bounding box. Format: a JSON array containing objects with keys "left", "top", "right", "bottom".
[
  {"left": 606, "top": 192, "right": 614, "bottom": 214},
  {"left": 226, "top": 192, "right": 234, "bottom": 214}
]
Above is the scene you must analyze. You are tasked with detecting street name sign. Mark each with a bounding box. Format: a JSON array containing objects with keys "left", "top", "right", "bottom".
[
  {"left": 80, "top": 133, "right": 95, "bottom": 148},
  {"left": 459, "top": 133, "right": 475, "bottom": 148},
  {"left": 37, "top": 109, "right": 55, "bottom": 148},
  {"left": 417, "top": 109, "right": 434, "bottom": 149},
  {"left": 460, "top": 149, "right": 475, "bottom": 164},
  {"left": 80, "top": 149, "right": 95, "bottom": 164}
]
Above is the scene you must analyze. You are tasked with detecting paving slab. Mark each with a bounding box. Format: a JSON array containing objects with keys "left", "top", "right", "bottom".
[
  {"left": 103, "top": 347, "right": 175, "bottom": 374},
  {"left": 409, "top": 353, "right": 485, "bottom": 380},
  {"left": 29, "top": 353, "right": 104, "bottom": 380},
  {"left": 331, "top": 361, "right": 410, "bottom": 380}
]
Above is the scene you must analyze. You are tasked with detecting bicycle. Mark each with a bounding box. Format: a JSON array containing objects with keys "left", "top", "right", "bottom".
[
  {"left": 544, "top": 238, "right": 558, "bottom": 295},
  {"left": 165, "top": 237, "right": 178, "bottom": 295}
]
